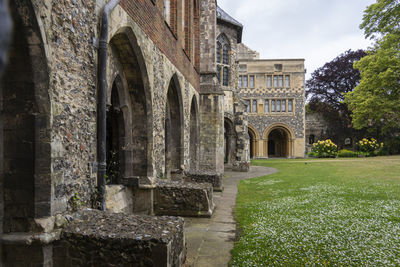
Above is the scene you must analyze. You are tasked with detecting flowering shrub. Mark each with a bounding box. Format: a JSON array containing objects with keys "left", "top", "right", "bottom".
[
  {"left": 358, "top": 138, "right": 383, "bottom": 157},
  {"left": 311, "top": 139, "right": 338, "bottom": 158}
]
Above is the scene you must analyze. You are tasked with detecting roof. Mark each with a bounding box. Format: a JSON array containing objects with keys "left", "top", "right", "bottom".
[
  {"left": 217, "top": 6, "right": 243, "bottom": 43},
  {"left": 217, "top": 6, "right": 243, "bottom": 28}
]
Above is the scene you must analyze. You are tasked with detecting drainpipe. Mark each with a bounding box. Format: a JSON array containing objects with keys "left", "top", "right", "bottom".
[{"left": 97, "top": 0, "right": 120, "bottom": 211}]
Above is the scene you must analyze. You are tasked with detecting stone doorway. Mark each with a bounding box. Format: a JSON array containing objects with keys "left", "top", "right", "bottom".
[
  {"left": 106, "top": 80, "right": 126, "bottom": 184},
  {"left": 109, "top": 29, "right": 153, "bottom": 181},
  {"left": 189, "top": 96, "right": 199, "bottom": 171},
  {"left": 267, "top": 128, "right": 290, "bottom": 158},
  {"left": 1, "top": 1, "right": 51, "bottom": 233},
  {"left": 248, "top": 127, "right": 257, "bottom": 158},
  {"left": 165, "top": 75, "right": 183, "bottom": 179},
  {"left": 224, "top": 118, "right": 236, "bottom": 164}
]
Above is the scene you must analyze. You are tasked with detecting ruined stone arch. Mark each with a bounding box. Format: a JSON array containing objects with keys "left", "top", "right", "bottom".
[
  {"left": 164, "top": 73, "right": 184, "bottom": 179},
  {"left": 105, "top": 74, "right": 135, "bottom": 184},
  {"left": 224, "top": 117, "right": 237, "bottom": 164},
  {"left": 189, "top": 94, "right": 199, "bottom": 171},
  {"left": 109, "top": 27, "right": 154, "bottom": 180},
  {"left": 247, "top": 124, "right": 259, "bottom": 158},
  {"left": 263, "top": 123, "right": 295, "bottom": 158},
  {"left": 1, "top": 0, "right": 51, "bottom": 232}
]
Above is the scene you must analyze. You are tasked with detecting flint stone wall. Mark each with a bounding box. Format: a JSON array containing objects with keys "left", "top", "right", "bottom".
[
  {"left": 154, "top": 180, "right": 215, "bottom": 217},
  {"left": 184, "top": 172, "right": 223, "bottom": 192}
]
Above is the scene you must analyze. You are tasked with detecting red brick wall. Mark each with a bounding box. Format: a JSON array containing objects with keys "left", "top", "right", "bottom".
[{"left": 120, "top": 0, "right": 200, "bottom": 90}]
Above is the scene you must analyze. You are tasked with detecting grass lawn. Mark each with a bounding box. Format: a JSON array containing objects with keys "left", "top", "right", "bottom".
[{"left": 231, "top": 156, "right": 400, "bottom": 266}]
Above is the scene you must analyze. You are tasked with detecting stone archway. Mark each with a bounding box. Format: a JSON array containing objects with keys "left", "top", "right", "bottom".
[
  {"left": 247, "top": 125, "right": 259, "bottom": 158},
  {"left": 264, "top": 124, "right": 295, "bottom": 158},
  {"left": 224, "top": 117, "right": 236, "bottom": 164},
  {"left": 109, "top": 28, "right": 153, "bottom": 181},
  {"left": 165, "top": 74, "right": 183, "bottom": 179},
  {"left": 106, "top": 76, "right": 132, "bottom": 184},
  {"left": 1, "top": 1, "right": 51, "bottom": 232},
  {"left": 189, "top": 95, "right": 199, "bottom": 171}
]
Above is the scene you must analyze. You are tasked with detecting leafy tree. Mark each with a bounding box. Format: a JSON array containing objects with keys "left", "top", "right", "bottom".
[
  {"left": 306, "top": 50, "right": 367, "bottom": 145},
  {"left": 344, "top": 0, "right": 400, "bottom": 136},
  {"left": 345, "top": 34, "right": 400, "bottom": 133},
  {"left": 360, "top": 0, "right": 400, "bottom": 39}
]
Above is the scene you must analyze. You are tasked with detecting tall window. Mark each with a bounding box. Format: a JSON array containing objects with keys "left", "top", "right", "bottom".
[
  {"left": 216, "top": 34, "right": 230, "bottom": 87},
  {"left": 238, "top": 76, "right": 242, "bottom": 87},
  {"left": 252, "top": 100, "right": 257, "bottom": 113},
  {"left": 276, "top": 100, "right": 281, "bottom": 112},
  {"left": 223, "top": 67, "right": 229, "bottom": 86},
  {"left": 271, "top": 100, "right": 276, "bottom": 112},
  {"left": 246, "top": 100, "right": 251, "bottom": 112},
  {"left": 282, "top": 100, "right": 286, "bottom": 112},
  {"left": 216, "top": 65, "right": 221, "bottom": 83},
  {"left": 223, "top": 45, "right": 229, "bottom": 64},
  {"left": 267, "top": 75, "right": 272, "bottom": 88},
  {"left": 249, "top": 75, "right": 255, "bottom": 88},
  {"left": 164, "top": 0, "right": 171, "bottom": 23},
  {"left": 273, "top": 76, "right": 278, "bottom": 87},
  {"left": 278, "top": 75, "right": 283, "bottom": 87},
  {"left": 288, "top": 99, "right": 293, "bottom": 112},
  {"left": 243, "top": 76, "right": 248, "bottom": 87},
  {"left": 285, "top": 75, "right": 290, "bottom": 87},
  {"left": 216, "top": 42, "right": 221, "bottom": 63},
  {"left": 264, "top": 100, "right": 269, "bottom": 113}
]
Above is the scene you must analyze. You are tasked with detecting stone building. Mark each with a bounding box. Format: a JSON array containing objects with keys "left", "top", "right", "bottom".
[
  {"left": 0, "top": 0, "right": 231, "bottom": 265},
  {"left": 305, "top": 112, "right": 329, "bottom": 153},
  {"left": 237, "top": 45, "right": 306, "bottom": 158},
  {"left": 216, "top": 6, "right": 250, "bottom": 172}
]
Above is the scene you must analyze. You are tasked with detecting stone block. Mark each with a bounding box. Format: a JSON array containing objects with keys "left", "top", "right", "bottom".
[
  {"left": 154, "top": 180, "right": 215, "bottom": 217},
  {"left": 105, "top": 185, "right": 133, "bottom": 214},
  {"left": 54, "top": 210, "right": 186, "bottom": 267},
  {"left": 184, "top": 172, "right": 223, "bottom": 192}
]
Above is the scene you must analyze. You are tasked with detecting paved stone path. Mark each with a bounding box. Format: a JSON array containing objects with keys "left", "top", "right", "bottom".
[{"left": 184, "top": 166, "right": 277, "bottom": 267}]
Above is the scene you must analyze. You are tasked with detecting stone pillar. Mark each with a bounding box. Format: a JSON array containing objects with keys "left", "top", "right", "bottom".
[
  {"left": 232, "top": 104, "right": 250, "bottom": 172},
  {"left": 198, "top": 79, "right": 224, "bottom": 176},
  {"left": 189, "top": 0, "right": 224, "bottom": 190}
]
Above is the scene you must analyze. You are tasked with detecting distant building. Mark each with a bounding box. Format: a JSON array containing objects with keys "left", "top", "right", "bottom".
[{"left": 237, "top": 45, "right": 306, "bottom": 158}]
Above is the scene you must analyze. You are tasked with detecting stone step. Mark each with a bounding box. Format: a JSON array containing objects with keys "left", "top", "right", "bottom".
[{"left": 154, "top": 180, "right": 215, "bottom": 217}]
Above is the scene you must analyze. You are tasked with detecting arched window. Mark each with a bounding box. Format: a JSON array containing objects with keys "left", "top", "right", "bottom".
[
  {"left": 217, "top": 65, "right": 221, "bottom": 83},
  {"left": 216, "top": 34, "right": 230, "bottom": 87},
  {"left": 223, "top": 44, "right": 229, "bottom": 64},
  {"left": 216, "top": 42, "right": 222, "bottom": 63},
  {"left": 223, "top": 67, "right": 229, "bottom": 86}
]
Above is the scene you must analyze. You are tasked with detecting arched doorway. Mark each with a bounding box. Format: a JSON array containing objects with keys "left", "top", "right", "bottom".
[
  {"left": 109, "top": 29, "right": 152, "bottom": 179},
  {"left": 248, "top": 126, "right": 258, "bottom": 158},
  {"left": 165, "top": 75, "right": 183, "bottom": 179},
  {"left": 189, "top": 96, "right": 199, "bottom": 171},
  {"left": 1, "top": 1, "right": 50, "bottom": 232},
  {"left": 224, "top": 117, "right": 236, "bottom": 164},
  {"left": 106, "top": 79, "right": 127, "bottom": 184},
  {"left": 264, "top": 124, "right": 294, "bottom": 158},
  {"left": 268, "top": 129, "right": 288, "bottom": 157}
]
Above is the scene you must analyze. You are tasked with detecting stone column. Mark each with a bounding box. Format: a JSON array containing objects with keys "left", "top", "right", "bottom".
[{"left": 187, "top": 0, "right": 224, "bottom": 190}]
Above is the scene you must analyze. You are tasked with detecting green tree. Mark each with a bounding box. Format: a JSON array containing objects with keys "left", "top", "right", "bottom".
[
  {"left": 360, "top": 0, "right": 400, "bottom": 39},
  {"left": 344, "top": 0, "right": 400, "bottom": 137}
]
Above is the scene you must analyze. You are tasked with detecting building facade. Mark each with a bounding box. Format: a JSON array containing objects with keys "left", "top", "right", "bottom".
[{"left": 237, "top": 45, "right": 306, "bottom": 158}]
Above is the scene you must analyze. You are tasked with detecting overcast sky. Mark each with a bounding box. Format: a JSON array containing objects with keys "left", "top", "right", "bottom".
[{"left": 217, "top": 0, "right": 376, "bottom": 80}]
